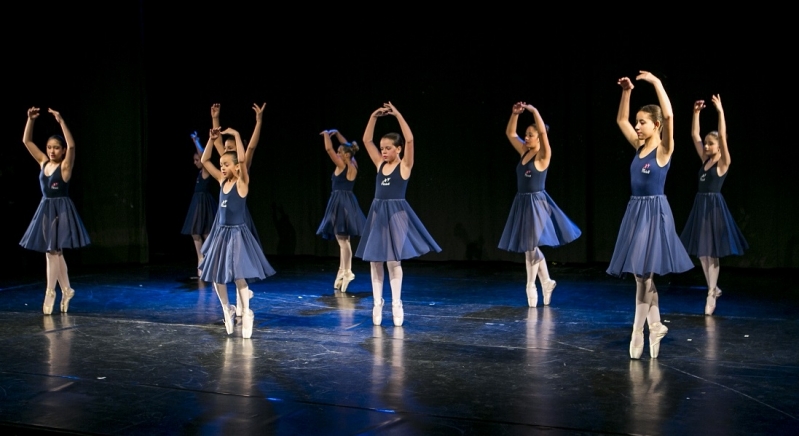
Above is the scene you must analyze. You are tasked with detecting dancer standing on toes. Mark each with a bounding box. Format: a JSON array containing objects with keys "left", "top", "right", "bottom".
[
  {"left": 20, "top": 107, "right": 90, "bottom": 314},
  {"left": 355, "top": 102, "right": 441, "bottom": 327},
  {"left": 181, "top": 131, "right": 217, "bottom": 278},
  {"left": 498, "top": 102, "right": 581, "bottom": 307},
  {"left": 608, "top": 71, "right": 693, "bottom": 360},
  {"left": 198, "top": 127, "right": 275, "bottom": 338},
  {"left": 680, "top": 95, "right": 748, "bottom": 316},
  {"left": 209, "top": 102, "right": 266, "bottom": 315},
  {"left": 317, "top": 129, "right": 366, "bottom": 293}
]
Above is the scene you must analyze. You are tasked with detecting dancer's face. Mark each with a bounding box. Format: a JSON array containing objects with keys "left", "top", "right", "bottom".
[
  {"left": 380, "top": 139, "right": 401, "bottom": 163},
  {"left": 524, "top": 126, "right": 540, "bottom": 149},
  {"left": 337, "top": 147, "right": 352, "bottom": 162},
  {"left": 704, "top": 135, "right": 720, "bottom": 156},
  {"left": 224, "top": 138, "right": 236, "bottom": 152},
  {"left": 635, "top": 111, "right": 658, "bottom": 140},
  {"left": 46, "top": 139, "right": 66, "bottom": 162},
  {"left": 219, "top": 154, "right": 238, "bottom": 180},
  {"left": 193, "top": 153, "right": 202, "bottom": 168}
]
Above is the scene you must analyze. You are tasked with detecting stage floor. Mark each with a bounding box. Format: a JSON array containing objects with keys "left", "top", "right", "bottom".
[{"left": 1, "top": 257, "right": 797, "bottom": 435}]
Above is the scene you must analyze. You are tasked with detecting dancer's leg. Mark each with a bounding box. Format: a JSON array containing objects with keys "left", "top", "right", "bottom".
[
  {"left": 387, "top": 260, "right": 403, "bottom": 326},
  {"left": 524, "top": 251, "right": 541, "bottom": 307},
  {"left": 337, "top": 235, "right": 355, "bottom": 292},
  {"left": 55, "top": 252, "right": 75, "bottom": 313},
  {"left": 214, "top": 282, "right": 235, "bottom": 335},
  {"left": 370, "top": 262, "right": 385, "bottom": 325}
]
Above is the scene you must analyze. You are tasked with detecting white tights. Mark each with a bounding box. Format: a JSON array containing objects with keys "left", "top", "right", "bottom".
[
  {"left": 214, "top": 279, "right": 249, "bottom": 313},
  {"left": 45, "top": 251, "right": 71, "bottom": 291},
  {"left": 699, "top": 256, "right": 720, "bottom": 293},
  {"left": 336, "top": 235, "right": 352, "bottom": 272},
  {"left": 370, "top": 261, "right": 402, "bottom": 305}
]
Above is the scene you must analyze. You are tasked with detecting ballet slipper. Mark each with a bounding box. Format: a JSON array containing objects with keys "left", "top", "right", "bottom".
[
  {"left": 235, "top": 287, "right": 254, "bottom": 317},
  {"left": 340, "top": 270, "right": 355, "bottom": 293},
  {"left": 704, "top": 287, "right": 722, "bottom": 316},
  {"left": 222, "top": 304, "right": 236, "bottom": 335},
  {"left": 526, "top": 284, "right": 538, "bottom": 308},
  {"left": 630, "top": 328, "right": 644, "bottom": 359},
  {"left": 541, "top": 279, "right": 557, "bottom": 306},
  {"left": 242, "top": 309, "right": 254, "bottom": 339},
  {"left": 43, "top": 288, "right": 56, "bottom": 315},
  {"left": 373, "top": 298, "right": 384, "bottom": 326},
  {"left": 60, "top": 288, "right": 75, "bottom": 313},
  {"left": 649, "top": 322, "right": 669, "bottom": 358},
  {"left": 392, "top": 300, "right": 404, "bottom": 327}
]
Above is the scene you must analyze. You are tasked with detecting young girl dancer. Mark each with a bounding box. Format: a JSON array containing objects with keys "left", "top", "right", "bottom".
[
  {"left": 198, "top": 127, "right": 275, "bottom": 338},
  {"left": 181, "top": 131, "right": 217, "bottom": 277},
  {"left": 316, "top": 129, "right": 366, "bottom": 293},
  {"left": 498, "top": 102, "right": 581, "bottom": 307},
  {"left": 356, "top": 102, "right": 441, "bottom": 327},
  {"left": 680, "top": 95, "right": 748, "bottom": 315},
  {"left": 20, "top": 107, "right": 91, "bottom": 314},
  {"left": 608, "top": 71, "right": 693, "bottom": 359}
]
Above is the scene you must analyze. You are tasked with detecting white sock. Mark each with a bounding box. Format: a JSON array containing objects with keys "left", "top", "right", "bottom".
[
  {"left": 387, "top": 260, "right": 403, "bottom": 304},
  {"left": 370, "top": 262, "right": 384, "bottom": 305}
]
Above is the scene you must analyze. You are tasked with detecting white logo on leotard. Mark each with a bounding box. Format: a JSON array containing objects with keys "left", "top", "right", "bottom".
[
  {"left": 700, "top": 173, "right": 707, "bottom": 182},
  {"left": 50, "top": 182, "right": 60, "bottom": 189},
  {"left": 381, "top": 177, "right": 391, "bottom": 186},
  {"left": 220, "top": 200, "right": 227, "bottom": 208},
  {"left": 641, "top": 163, "right": 651, "bottom": 175},
  {"left": 524, "top": 170, "right": 532, "bottom": 178}
]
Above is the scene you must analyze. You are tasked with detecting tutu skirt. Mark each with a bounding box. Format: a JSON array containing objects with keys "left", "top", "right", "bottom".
[
  {"left": 19, "top": 197, "right": 91, "bottom": 252},
  {"left": 498, "top": 191, "right": 582, "bottom": 252},
  {"left": 199, "top": 224, "right": 275, "bottom": 283},
  {"left": 607, "top": 195, "right": 693, "bottom": 276},
  {"left": 181, "top": 192, "right": 217, "bottom": 235},
  {"left": 680, "top": 192, "right": 748, "bottom": 258},
  {"left": 355, "top": 199, "right": 441, "bottom": 262},
  {"left": 316, "top": 190, "right": 366, "bottom": 240}
]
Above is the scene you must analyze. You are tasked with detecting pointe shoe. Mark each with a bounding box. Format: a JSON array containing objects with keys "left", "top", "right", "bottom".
[
  {"left": 339, "top": 270, "right": 355, "bottom": 293},
  {"left": 43, "top": 288, "right": 56, "bottom": 315},
  {"left": 373, "top": 299, "right": 384, "bottom": 325},
  {"left": 242, "top": 309, "right": 254, "bottom": 339},
  {"left": 649, "top": 322, "right": 669, "bottom": 358},
  {"left": 541, "top": 279, "right": 557, "bottom": 306},
  {"left": 222, "top": 304, "right": 236, "bottom": 335},
  {"left": 704, "top": 287, "right": 722, "bottom": 316},
  {"left": 333, "top": 269, "right": 345, "bottom": 290},
  {"left": 630, "top": 328, "right": 644, "bottom": 359},
  {"left": 392, "top": 301, "right": 404, "bottom": 327},
  {"left": 60, "top": 288, "right": 75, "bottom": 313},
  {"left": 526, "top": 284, "right": 538, "bottom": 308},
  {"left": 235, "top": 288, "right": 254, "bottom": 317}
]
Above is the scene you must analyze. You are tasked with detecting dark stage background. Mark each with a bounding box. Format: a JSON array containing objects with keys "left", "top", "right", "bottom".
[{"left": 4, "top": 4, "right": 796, "bottom": 273}]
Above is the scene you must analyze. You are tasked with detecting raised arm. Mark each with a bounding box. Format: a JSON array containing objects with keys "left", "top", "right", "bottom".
[
  {"left": 384, "top": 102, "right": 414, "bottom": 176},
  {"left": 331, "top": 129, "right": 349, "bottom": 145},
  {"left": 713, "top": 94, "right": 730, "bottom": 171},
  {"left": 49, "top": 109, "right": 76, "bottom": 182},
  {"left": 616, "top": 77, "right": 640, "bottom": 148},
  {"left": 523, "top": 104, "right": 552, "bottom": 168},
  {"left": 363, "top": 107, "right": 388, "bottom": 168},
  {"left": 211, "top": 104, "right": 224, "bottom": 155},
  {"left": 245, "top": 102, "right": 266, "bottom": 171},
  {"left": 22, "top": 107, "right": 47, "bottom": 165},
  {"left": 505, "top": 102, "right": 527, "bottom": 156},
  {"left": 202, "top": 128, "right": 223, "bottom": 182},
  {"left": 691, "top": 100, "right": 706, "bottom": 161},
  {"left": 222, "top": 128, "right": 248, "bottom": 195},
  {"left": 321, "top": 130, "right": 346, "bottom": 170},
  {"left": 191, "top": 131, "right": 205, "bottom": 155},
  {"left": 636, "top": 71, "right": 674, "bottom": 158}
]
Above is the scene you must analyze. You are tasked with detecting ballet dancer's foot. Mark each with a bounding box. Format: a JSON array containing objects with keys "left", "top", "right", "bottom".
[
  {"left": 60, "top": 288, "right": 75, "bottom": 313},
  {"left": 373, "top": 299, "right": 384, "bottom": 326},
  {"left": 630, "top": 328, "right": 644, "bottom": 359},
  {"left": 234, "top": 288, "right": 254, "bottom": 317},
  {"left": 392, "top": 300, "right": 404, "bottom": 327},
  {"left": 334, "top": 269, "right": 345, "bottom": 290},
  {"left": 242, "top": 309, "right": 254, "bottom": 339},
  {"left": 222, "top": 304, "right": 236, "bottom": 335},
  {"left": 649, "top": 322, "right": 668, "bottom": 358},
  {"left": 526, "top": 284, "right": 538, "bottom": 308},
  {"left": 541, "top": 279, "right": 557, "bottom": 306},
  {"left": 43, "top": 288, "right": 56, "bottom": 315},
  {"left": 339, "top": 270, "right": 355, "bottom": 293},
  {"left": 704, "top": 287, "right": 722, "bottom": 316}
]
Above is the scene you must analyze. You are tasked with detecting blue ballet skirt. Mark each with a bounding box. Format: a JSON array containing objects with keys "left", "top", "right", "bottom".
[
  {"left": 607, "top": 195, "right": 694, "bottom": 276},
  {"left": 20, "top": 197, "right": 91, "bottom": 252},
  {"left": 181, "top": 191, "right": 217, "bottom": 235},
  {"left": 498, "top": 191, "right": 582, "bottom": 252},
  {"left": 199, "top": 224, "right": 275, "bottom": 283},
  {"left": 680, "top": 192, "right": 748, "bottom": 258},
  {"left": 317, "top": 190, "right": 366, "bottom": 240},
  {"left": 355, "top": 199, "right": 442, "bottom": 262}
]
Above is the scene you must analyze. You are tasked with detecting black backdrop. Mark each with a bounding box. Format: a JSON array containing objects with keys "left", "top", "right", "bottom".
[{"left": 5, "top": 4, "right": 796, "bottom": 273}]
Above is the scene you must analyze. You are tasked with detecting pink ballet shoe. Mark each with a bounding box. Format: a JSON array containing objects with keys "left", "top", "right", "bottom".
[
  {"left": 541, "top": 279, "right": 557, "bottom": 306},
  {"left": 334, "top": 269, "right": 345, "bottom": 290},
  {"left": 339, "top": 270, "right": 355, "bottom": 293},
  {"left": 649, "top": 322, "right": 668, "bottom": 358},
  {"left": 630, "top": 328, "right": 644, "bottom": 359},
  {"left": 60, "top": 288, "right": 75, "bottom": 313},
  {"left": 526, "top": 284, "right": 538, "bottom": 308},
  {"left": 222, "top": 304, "right": 236, "bottom": 335},
  {"left": 704, "top": 287, "right": 722, "bottom": 315},
  {"left": 43, "top": 288, "right": 56, "bottom": 315}
]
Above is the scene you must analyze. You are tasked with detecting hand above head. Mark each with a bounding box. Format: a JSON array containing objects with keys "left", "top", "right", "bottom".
[
  {"left": 635, "top": 70, "right": 660, "bottom": 84},
  {"left": 209, "top": 127, "right": 221, "bottom": 140},
  {"left": 48, "top": 108, "right": 63, "bottom": 123},
  {"left": 711, "top": 94, "right": 723, "bottom": 112},
  {"left": 253, "top": 102, "right": 266, "bottom": 122},
  {"left": 512, "top": 102, "right": 524, "bottom": 114},
  {"left": 371, "top": 107, "right": 390, "bottom": 118},
  {"left": 320, "top": 130, "right": 330, "bottom": 136},
  {"left": 27, "top": 107, "right": 41, "bottom": 119},
  {"left": 617, "top": 77, "right": 634, "bottom": 90},
  {"left": 211, "top": 103, "right": 220, "bottom": 118},
  {"left": 383, "top": 101, "right": 399, "bottom": 117},
  {"left": 327, "top": 129, "right": 338, "bottom": 135},
  {"left": 521, "top": 102, "right": 536, "bottom": 112},
  {"left": 693, "top": 100, "right": 706, "bottom": 113},
  {"left": 220, "top": 127, "right": 239, "bottom": 135},
  {"left": 191, "top": 130, "right": 199, "bottom": 141}
]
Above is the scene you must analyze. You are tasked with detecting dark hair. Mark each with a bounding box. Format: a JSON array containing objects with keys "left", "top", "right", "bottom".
[
  {"left": 221, "top": 150, "right": 239, "bottom": 165},
  {"left": 527, "top": 124, "right": 550, "bottom": 133},
  {"left": 338, "top": 141, "right": 360, "bottom": 155},
  {"left": 223, "top": 135, "right": 249, "bottom": 149},
  {"left": 706, "top": 130, "right": 720, "bottom": 141},
  {"left": 382, "top": 133, "right": 404, "bottom": 147},
  {"left": 638, "top": 105, "right": 664, "bottom": 130},
  {"left": 48, "top": 135, "right": 66, "bottom": 146}
]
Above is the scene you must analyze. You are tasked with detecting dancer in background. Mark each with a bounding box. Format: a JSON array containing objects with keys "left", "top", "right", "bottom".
[
  {"left": 498, "top": 101, "right": 581, "bottom": 307},
  {"left": 608, "top": 71, "right": 693, "bottom": 359},
  {"left": 198, "top": 127, "right": 275, "bottom": 338},
  {"left": 181, "top": 131, "right": 217, "bottom": 278},
  {"left": 317, "top": 129, "right": 366, "bottom": 293},
  {"left": 20, "top": 107, "right": 90, "bottom": 314},
  {"left": 356, "top": 102, "right": 441, "bottom": 327},
  {"left": 680, "top": 95, "right": 748, "bottom": 315}
]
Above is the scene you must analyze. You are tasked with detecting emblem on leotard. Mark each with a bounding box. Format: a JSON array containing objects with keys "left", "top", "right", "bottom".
[
  {"left": 699, "top": 173, "right": 707, "bottom": 182},
  {"left": 220, "top": 200, "right": 227, "bottom": 208},
  {"left": 524, "top": 170, "right": 532, "bottom": 178},
  {"left": 381, "top": 177, "right": 391, "bottom": 186},
  {"left": 50, "top": 182, "right": 60, "bottom": 190},
  {"left": 641, "top": 163, "right": 651, "bottom": 175}
]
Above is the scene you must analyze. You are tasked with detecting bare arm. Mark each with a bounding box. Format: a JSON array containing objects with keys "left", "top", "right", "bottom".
[
  {"left": 202, "top": 128, "right": 223, "bottom": 182},
  {"left": 523, "top": 104, "right": 551, "bottom": 169},
  {"left": 328, "top": 129, "right": 349, "bottom": 145},
  {"left": 505, "top": 102, "right": 527, "bottom": 156},
  {"left": 191, "top": 131, "right": 210, "bottom": 178},
  {"left": 321, "top": 130, "right": 346, "bottom": 170},
  {"left": 49, "top": 109, "right": 76, "bottom": 182},
  {"left": 211, "top": 104, "right": 224, "bottom": 155},
  {"left": 691, "top": 100, "right": 706, "bottom": 161},
  {"left": 713, "top": 94, "right": 731, "bottom": 172},
  {"left": 223, "top": 128, "right": 249, "bottom": 196},
  {"left": 384, "top": 102, "right": 414, "bottom": 177},
  {"left": 363, "top": 108, "right": 387, "bottom": 168},
  {"left": 22, "top": 107, "right": 47, "bottom": 165},
  {"left": 637, "top": 71, "right": 674, "bottom": 159},
  {"left": 245, "top": 103, "right": 266, "bottom": 171},
  {"left": 616, "top": 77, "right": 639, "bottom": 148}
]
